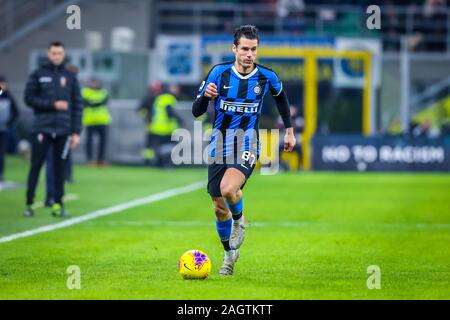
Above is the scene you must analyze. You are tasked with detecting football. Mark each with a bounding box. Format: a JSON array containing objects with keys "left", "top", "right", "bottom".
[{"left": 178, "top": 249, "right": 212, "bottom": 280}]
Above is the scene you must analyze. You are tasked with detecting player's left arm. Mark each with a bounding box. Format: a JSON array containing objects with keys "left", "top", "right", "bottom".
[{"left": 269, "top": 71, "right": 296, "bottom": 152}]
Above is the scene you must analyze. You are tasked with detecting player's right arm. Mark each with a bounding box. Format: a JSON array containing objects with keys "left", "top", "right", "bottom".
[{"left": 192, "top": 67, "right": 219, "bottom": 117}]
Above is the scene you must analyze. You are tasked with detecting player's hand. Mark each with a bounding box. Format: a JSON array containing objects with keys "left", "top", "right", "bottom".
[
  {"left": 54, "top": 100, "right": 69, "bottom": 111},
  {"left": 284, "top": 128, "right": 296, "bottom": 152},
  {"left": 70, "top": 133, "right": 80, "bottom": 149},
  {"left": 204, "top": 83, "right": 218, "bottom": 98}
]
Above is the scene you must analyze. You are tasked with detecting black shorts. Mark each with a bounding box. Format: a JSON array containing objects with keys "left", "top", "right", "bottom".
[{"left": 207, "top": 153, "right": 258, "bottom": 197}]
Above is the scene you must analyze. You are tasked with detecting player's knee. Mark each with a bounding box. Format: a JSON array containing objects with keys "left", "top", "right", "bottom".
[{"left": 220, "top": 183, "right": 236, "bottom": 199}]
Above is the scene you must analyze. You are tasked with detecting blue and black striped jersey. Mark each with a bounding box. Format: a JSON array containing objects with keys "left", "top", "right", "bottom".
[{"left": 197, "top": 61, "right": 283, "bottom": 158}]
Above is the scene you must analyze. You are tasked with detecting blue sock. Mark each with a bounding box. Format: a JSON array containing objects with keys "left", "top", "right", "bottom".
[
  {"left": 216, "top": 218, "right": 232, "bottom": 251},
  {"left": 226, "top": 198, "right": 243, "bottom": 220}
]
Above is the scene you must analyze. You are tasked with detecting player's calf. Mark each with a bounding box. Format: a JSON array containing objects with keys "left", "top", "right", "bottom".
[{"left": 213, "top": 197, "right": 233, "bottom": 252}]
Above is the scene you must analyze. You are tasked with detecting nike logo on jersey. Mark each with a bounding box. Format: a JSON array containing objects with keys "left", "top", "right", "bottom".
[{"left": 223, "top": 85, "right": 233, "bottom": 89}]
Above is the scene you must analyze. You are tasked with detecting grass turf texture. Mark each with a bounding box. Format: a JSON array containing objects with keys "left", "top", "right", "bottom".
[{"left": 0, "top": 156, "right": 449, "bottom": 299}]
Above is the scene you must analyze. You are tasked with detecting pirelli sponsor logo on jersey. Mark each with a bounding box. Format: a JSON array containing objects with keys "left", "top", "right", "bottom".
[{"left": 219, "top": 100, "right": 259, "bottom": 114}]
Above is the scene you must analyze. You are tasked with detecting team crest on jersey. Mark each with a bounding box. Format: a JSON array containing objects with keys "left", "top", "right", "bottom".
[{"left": 253, "top": 84, "right": 261, "bottom": 95}]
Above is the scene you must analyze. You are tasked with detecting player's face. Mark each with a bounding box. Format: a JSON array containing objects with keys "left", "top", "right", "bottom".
[
  {"left": 233, "top": 37, "right": 258, "bottom": 69},
  {"left": 47, "top": 46, "right": 65, "bottom": 66}
]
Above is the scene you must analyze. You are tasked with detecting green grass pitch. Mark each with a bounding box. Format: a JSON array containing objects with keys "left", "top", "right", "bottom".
[{"left": 0, "top": 156, "right": 449, "bottom": 299}]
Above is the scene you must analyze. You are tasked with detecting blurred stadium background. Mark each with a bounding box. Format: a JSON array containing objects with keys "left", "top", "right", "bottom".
[
  {"left": 0, "top": 0, "right": 449, "bottom": 169},
  {"left": 0, "top": 0, "right": 449, "bottom": 299}
]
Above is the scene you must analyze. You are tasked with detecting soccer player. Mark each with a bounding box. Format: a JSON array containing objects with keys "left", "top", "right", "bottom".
[{"left": 192, "top": 25, "right": 296, "bottom": 275}]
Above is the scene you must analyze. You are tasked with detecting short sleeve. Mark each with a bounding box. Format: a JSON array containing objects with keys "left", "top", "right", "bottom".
[
  {"left": 196, "top": 66, "right": 220, "bottom": 98},
  {"left": 267, "top": 70, "right": 283, "bottom": 97}
]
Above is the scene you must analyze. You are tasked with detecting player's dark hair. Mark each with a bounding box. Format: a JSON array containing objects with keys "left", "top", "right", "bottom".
[
  {"left": 48, "top": 41, "right": 64, "bottom": 49},
  {"left": 233, "top": 25, "right": 259, "bottom": 46}
]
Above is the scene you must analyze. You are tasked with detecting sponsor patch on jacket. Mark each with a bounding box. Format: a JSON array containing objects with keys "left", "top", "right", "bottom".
[
  {"left": 60, "top": 76, "right": 66, "bottom": 87},
  {"left": 38, "top": 77, "right": 52, "bottom": 83}
]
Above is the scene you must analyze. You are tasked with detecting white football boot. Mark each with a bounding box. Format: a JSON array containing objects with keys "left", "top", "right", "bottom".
[
  {"left": 219, "top": 249, "right": 240, "bottom": 276},
  {"left": 230, "top": 215, "right": 246, "bottom": 249}
]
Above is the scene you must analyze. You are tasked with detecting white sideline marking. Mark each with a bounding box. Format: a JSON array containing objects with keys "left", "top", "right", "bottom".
[{"left": 0, "top": 180, "right": 206, "bottom": 244}]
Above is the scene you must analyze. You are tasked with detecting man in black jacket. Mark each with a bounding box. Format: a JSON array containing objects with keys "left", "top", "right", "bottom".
[
  {"left": 23, "top": 41, "right": 82, "bottom": 217},
  {"left": 0, "top": 75, "right": 20, "bottom": 183}
]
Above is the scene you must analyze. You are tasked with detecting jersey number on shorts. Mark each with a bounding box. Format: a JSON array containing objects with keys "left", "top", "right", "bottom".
[{"left": 241, "top": 151, "right": 256, "bottom": 167}]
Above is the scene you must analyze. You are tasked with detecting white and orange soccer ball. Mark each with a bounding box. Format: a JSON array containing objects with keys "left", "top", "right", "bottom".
[{"left": 178, "top": 249, "right": 212, "bottom": 280}]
